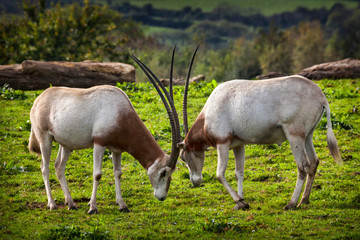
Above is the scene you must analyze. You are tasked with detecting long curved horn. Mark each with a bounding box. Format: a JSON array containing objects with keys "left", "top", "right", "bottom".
[
  {"left": 131, "top": 55, "right": 180, "bottom": 169},
  {"left": 166, "top": 45, "right": 181, "bottom": 148},
  {"left": 183, "top": 45, "right": 199, "bottom": 136},
  {"left": 169, "top": 44, "right": 176, "bottom": 101}
]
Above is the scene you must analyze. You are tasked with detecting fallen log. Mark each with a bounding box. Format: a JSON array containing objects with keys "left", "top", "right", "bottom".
[
  {"left": 256, "top": 72, "right": 288, "bottom": 80},
  {"left": 159, "top": 74, "right": 205, "bottom": 86},
  {"left": 298, "top": 58, "right": 360, "bottom": 80},
  {"left": 0, "top": 60, "right": 135, "bottom": 90}
]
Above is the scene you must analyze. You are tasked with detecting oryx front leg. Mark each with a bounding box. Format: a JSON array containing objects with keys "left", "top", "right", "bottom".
[
  {"left": 216, "top": 143, "right": 247, "bottom": 210},
  {"left": 285, "top": 135, "right": 310, "bottom": 210},
  {"left": 112, "top": 152, "right": 129, "bottom": 212},
  {"left": 55, "top": 146, "right": 77, "bottom": 210},
  {"left": 233, "top": 145, "right": 249, "bottom": 209},
  {"left": 88, "top": 144, "right": 105, "bottom": 214}
]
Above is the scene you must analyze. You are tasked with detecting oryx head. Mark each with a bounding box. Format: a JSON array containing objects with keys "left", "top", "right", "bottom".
[
  {"left": 132, "top": 45, "right": 199, "bottom": 200},
  {"left": 147, "top": 156, "right": 174, "bottom": 201},
  {"left": 177, "top": 142, "right": 205, "bottom": 187}
]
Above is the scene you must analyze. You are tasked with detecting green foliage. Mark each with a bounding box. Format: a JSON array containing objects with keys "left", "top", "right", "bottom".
[
  {"left": 42, "top": 225, "right": 82, "bottom": 240},
  {"left": 254, "top": 24, "right": 294, "bottom": 74},
  {"left": 1, "top": 84, "right": 27, "bottom": 100},
  {"left": 253, "top": 14, "right": 360, "bottom": 74},
  {"left": 202, "top": 218, "right": 243, "bottom": 233},
  {"left": 42, "top": 222, "right": 110, "bottom": 240},
  {"left": 189, "top": 79, "right": 218, "bottom": 97},
  {"left": 340, "top": 8, "right": 360, "bottom": 59},
  {"left": 291, "top": 22, "right": 326, "bottom": 72},
  {"left": 318, "top": 112, "right": 353, "bottom": 131},
  {"left": 0, "top": 79, "right": 359, "bottom": 239},
  {"left": 1, "top": 1, "right": 360, "bottom": 81},
  {"left": 0, "top": 2, "right": 143, "bottom": 64},
  {"left": 116, "top": 82, "right": 157, "bottom": 103}
]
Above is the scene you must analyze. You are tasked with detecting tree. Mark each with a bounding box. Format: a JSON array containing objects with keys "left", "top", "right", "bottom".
[
  {"left": 231, "top": 38, "right": 261, "bottom": 79},
  {"left": 254, "top": 24, "right": 293, "bottom": 74},
  {"left": 0, "top": 1, "right": 143, "bottom": 65},
  {"left": 342, "top": 8, "right": 360, "bottom": 59},
  {"left": 291, "top": 21, "right": 326, "bottom": 73}
]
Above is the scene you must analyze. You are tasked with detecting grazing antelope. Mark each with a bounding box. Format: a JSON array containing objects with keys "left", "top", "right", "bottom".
[
  {"left": 175, "top": 75, "right": 342, "bottom": 210},
  {"left": 28, "top": 47, "right": 198, "bottom": 214}
]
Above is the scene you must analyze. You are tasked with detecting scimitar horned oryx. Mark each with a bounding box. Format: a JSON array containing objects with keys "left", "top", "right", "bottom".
[
  {"left": 28, "top": 46, "right": 199, "bottom": 214},
  {"left": 176, "top": 75, "right": 342, "bottom": 210}
]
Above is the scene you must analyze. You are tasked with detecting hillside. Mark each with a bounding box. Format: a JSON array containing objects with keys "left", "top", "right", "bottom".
[
  {"left": 112, "top": 0, "right": 358, "bottom": 15},
  {"left": 112, "top": 1, "right": 359, "bottom": 48},
  {"left": 1, "top": 0, "right": 358, "bottom": 48}
]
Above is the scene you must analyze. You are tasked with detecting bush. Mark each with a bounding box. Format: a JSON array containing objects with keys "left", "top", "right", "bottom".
[
  {"left": 1, "top": 84, "right": 27, "bottom": 100},
  {"left": 291, "top": 21, "right": 326, "bottom": 72},
  {"left": 254, "top": 24, "right": 293, "bottom": 74},
  {"left": 0, "top": 2, "right": 143, "bottom": 64}
]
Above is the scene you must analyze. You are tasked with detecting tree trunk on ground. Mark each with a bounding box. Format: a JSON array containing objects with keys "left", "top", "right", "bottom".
[
  {"left": 159, "top": 74, "right": 205, "bottom": 86},
  {"left": 256, "top": 59, "right": 360, "bottom": 80},
  {"left": 0, "top": 60, "right": 135, "bottom": 90},
  {"left": 298, "top": 58, "right": 360, "bottom": 80}
]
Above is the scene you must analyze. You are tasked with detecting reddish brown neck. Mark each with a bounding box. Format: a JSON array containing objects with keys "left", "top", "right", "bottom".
[
  {"left": 93, "top": 112, "right": 165, "bottom": 170},
  {"left": 184, "top": 113, "right": 214, "bottom": 151}
]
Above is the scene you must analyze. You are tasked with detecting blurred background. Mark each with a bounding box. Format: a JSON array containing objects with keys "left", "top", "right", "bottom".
[{"left": 1, "top": 0, "right": 359, "bottom": 81}]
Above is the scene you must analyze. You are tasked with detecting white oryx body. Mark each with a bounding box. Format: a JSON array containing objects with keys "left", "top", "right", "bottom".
[
  {"left": 29, "top": 85, "right": 174, "bottom": 214},
  {"left": 178, "top": 75, "right": 342, "bottom": 210}
]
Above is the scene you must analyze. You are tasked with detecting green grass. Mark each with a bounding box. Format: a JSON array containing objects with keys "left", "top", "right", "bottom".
[
  {"left": 0, "top": 79, "right": 359, "bottom": 239},
  {"left": 113, "top": 0, "right": 358, "bottom": 16}
]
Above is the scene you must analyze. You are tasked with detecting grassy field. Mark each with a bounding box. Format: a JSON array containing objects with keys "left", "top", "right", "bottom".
[
  {"left": 112, "top": 0, "right": 358, "bottom": 16},
  {"left": 0, "top": 79, "right": 359, "bottom": 239}
]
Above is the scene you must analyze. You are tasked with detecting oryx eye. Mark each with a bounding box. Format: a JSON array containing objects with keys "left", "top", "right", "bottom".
[{"left": 160, "top": 170, "right": 166, "bottom": 178}]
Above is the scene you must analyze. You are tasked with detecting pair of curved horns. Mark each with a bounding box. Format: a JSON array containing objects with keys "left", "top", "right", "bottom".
[{"left": 131, "top": 45, "right": 199, "bottom": 169}]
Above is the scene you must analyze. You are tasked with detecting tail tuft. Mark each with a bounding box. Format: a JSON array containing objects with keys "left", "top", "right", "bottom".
[
  {"left": 325, "top": 105, "right": 342, "bottom": 164},
  {"left": 29, "top": 128, "right": 41, "bottom": 156},
  {"left": 327, "top": 128, "right": 342, "bottom": 164}
]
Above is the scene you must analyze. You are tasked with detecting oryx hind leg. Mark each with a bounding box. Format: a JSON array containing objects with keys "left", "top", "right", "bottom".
[
  {"left": 298, "top": 131, "right": 319, "bottom": 206},
  {"left": 283, "top": 129, "right": 310, "bottom": 210},
  {"left": 38, "top": 133, "right": 57, "bottom": 210},
  {"left": 112, "top": 151, "right": 129, "bottom": 212},
  {"left": 233, "top": 145, "right": 249, "bottom": 209},
  {"left": 55, "top": 146, "right": 77, "bottom": 210}
]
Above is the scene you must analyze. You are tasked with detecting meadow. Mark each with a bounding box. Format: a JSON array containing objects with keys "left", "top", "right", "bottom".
[{"left": 0, "top": 78, "right": 359, "bottom": 239}]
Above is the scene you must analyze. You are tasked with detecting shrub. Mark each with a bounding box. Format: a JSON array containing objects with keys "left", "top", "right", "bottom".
[
  {"left": 0, "top": 2, "right": 142, "bottom": 64},
  {"left": 1, "top": 84, "right": 27, "bottom": 100},
  {"left": 291, "top": 21, "right": 326, "bottom": 72}
]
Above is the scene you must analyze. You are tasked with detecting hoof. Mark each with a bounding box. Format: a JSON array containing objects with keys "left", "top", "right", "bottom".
[
  {"left": 298, "top": 198, "right": 310, "bottom": 207},
  {"left": 233, "top": 200, "right": 250, "bottom": 210},
  {"left": 48, "top": 203, "right": 58, "bottom": 210},
  {"left": 88, "top": 209, "right": 98, "bottom": 215},
  {"left": 68, "top": 205, "right": 78, "bottom": 210},
  {"left": 284, "top": 203, "right": 296, "bottom": 210},
  {"left": 119, "top": 206, "right": 130, "bottom": 213}
]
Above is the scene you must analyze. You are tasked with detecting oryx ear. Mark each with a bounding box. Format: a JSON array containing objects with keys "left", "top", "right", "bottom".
[{"left": 177, "top": 142, "right": 186, "bottom": 150}]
